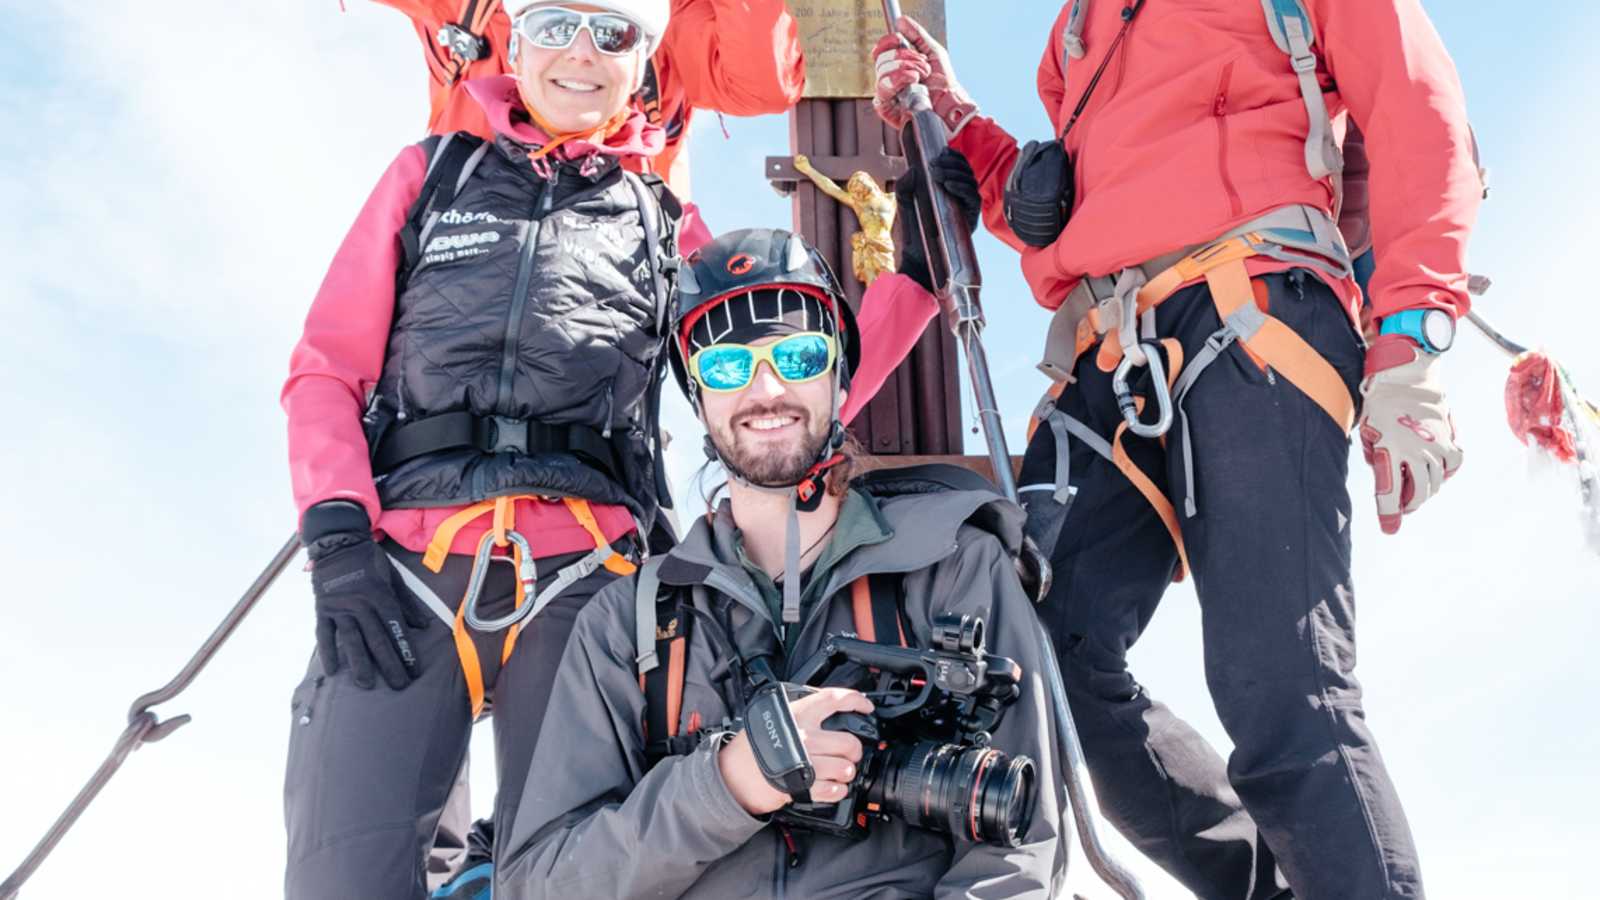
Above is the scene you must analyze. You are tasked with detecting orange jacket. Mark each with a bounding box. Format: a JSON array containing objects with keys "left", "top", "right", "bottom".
[
  {"left": 369, "top": 0, "right": 805, "bottom": 198},
  {"left": 953, "top": 0, "right": 1480, "bottom": 322}
]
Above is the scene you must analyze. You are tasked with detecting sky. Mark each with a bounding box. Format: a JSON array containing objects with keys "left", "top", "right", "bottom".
[{"left": 1, "top": 2, "right": 1597, "bottom": 898}]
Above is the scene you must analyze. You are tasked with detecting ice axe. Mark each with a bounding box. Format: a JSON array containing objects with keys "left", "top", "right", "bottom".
[
  {"left": 1, "top": 534, "right": 302, "bottom": 899},
  {"left": 1465, "top": 276, "right": 1600, "bottom": 554},
  {"left": 879, "top": 4, "right": 1145, "bottom": 897}
]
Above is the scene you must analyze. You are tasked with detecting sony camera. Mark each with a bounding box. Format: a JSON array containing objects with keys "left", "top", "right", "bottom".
[{"left": 739, "top": 615, "right": 1037, "bottom": 848}]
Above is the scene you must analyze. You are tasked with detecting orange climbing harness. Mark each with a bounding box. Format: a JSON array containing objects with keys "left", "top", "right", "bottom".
[
  {"left": 1027, "top": 205, "right": 1356, "bottom": 582},
  {"left": 423, "top": 495, "right": 637, "bottom": 718}
]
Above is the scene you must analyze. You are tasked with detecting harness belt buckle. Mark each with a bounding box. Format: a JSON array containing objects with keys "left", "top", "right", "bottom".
[
  {"left": 484, "top": 416, "right": 530, "bottom": 455},
  {"left": 437, "top": 23, "right": 488, "bottom": 62},
  {"left": 1112, "top": 344, "right": 1174, "bottom": 440}
]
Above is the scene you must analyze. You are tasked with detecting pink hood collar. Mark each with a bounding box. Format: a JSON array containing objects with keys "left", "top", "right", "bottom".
[{"left": 464, "top": 75, "right": 664, "bottom": 162}]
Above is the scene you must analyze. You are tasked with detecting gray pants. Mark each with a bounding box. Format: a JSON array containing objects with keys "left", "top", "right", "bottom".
[{"left": 284, "top": 538, "right": 629, "bottom": 900}]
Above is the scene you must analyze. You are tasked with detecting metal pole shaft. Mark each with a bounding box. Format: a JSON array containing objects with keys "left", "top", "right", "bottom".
[
  {"left": 959, "top": 322, "right": 1018, "bottom": 500},
  {"left": 876, "top": 4, "right": 1145, "bottom": 894},
  {"left": 2, "top": 533, "right": 302, "bottom": 898},
  {"left": 1037, "top": 631, "right": 1146, "bottom": 899},
  {"left": 1464, "top": 309, "right": 1529, "bottom": 357},
  {"left": 1, "top": 717, "right": 154, "bottom": 900}
]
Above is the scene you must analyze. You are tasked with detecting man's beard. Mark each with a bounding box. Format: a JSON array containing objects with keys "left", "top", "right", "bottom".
[{"left": 708, "top": 401, "right": 832, "bottom": 488}]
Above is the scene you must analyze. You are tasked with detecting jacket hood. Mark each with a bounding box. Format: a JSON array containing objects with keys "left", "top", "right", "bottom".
[
  {"left": 465, "top": 75, "right": 665, "bottom": 161},
  {"left": 662, "top": 481, "right": 1024, "bottom": 598}
]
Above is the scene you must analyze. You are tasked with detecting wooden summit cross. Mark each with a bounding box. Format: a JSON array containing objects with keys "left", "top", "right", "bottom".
[{"left": 767, "top": 0, "right": 965, "bottom": 462}]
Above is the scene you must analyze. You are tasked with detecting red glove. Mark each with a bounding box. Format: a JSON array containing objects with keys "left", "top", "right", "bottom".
[
  {"left": 871, "top": 17, "right": 978, "bottom": 136},
  {"left": 1358, "top": 335, "right": 1465, "bottom": 534},
  {"left": 871, "top": 33, "right": 931, "bottom": 130}
]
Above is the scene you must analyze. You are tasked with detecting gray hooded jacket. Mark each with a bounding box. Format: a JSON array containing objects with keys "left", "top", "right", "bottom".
[{"left": 496, "top": 481, "right": 1069, "bottom": 899}]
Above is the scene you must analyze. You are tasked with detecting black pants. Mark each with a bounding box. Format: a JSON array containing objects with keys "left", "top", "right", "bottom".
[
  {"left": 283, "top": 537, "right": 630, "bottom": 900},
  {"left": 1020, "top": 272, "right": 1423, "bottom": 900}
]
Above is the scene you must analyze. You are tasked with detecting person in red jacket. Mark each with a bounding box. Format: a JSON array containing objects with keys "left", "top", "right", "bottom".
[
  {"left": 874, "top": 2, "right": 1479, "bottom": 898},
  {"left": 367, "top": 0, "right": 806, "bottom": 250}
]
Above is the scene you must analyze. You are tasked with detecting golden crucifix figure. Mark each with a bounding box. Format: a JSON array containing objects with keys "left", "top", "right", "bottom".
[{"left": 792, "top": 154, "right": 897, "bottom": 286}]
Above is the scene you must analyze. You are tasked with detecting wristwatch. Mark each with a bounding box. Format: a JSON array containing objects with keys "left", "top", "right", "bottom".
[{"left": 1379, "top": 308, "right": 1456, "bottom": 354}]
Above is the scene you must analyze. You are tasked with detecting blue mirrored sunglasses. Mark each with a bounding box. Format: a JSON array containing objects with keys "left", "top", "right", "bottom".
[{"left": 689, "top": 332, "right": 838, "bottom": 393}]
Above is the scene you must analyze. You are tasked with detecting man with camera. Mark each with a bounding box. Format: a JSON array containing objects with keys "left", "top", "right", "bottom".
[
  {"left": 873, "top": 2, "right": 1479, "bottom": 898},
  {"left": 492, "top": 220, "right": 1069, "bottom": 898}
]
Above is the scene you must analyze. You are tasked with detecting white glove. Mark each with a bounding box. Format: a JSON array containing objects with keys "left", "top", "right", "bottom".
[{"left": 1358, "top": 335, "right": 1464, "bottom": 534}]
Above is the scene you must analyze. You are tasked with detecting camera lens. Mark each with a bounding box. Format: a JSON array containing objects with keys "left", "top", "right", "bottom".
[{"left": 875, "top": 741, "right": 1036, "bottom": 847}]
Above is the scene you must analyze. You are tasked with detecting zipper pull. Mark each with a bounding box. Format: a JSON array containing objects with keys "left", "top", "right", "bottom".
[
  {"left": 601, "top": 385, "right": 615, "bottom": 438},
  {"left": 778, "top": 825, "right": 802, "bottom": 869}
]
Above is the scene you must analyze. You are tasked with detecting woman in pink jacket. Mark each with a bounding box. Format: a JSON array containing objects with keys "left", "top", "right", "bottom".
[
  {"left": 286, "top": 2, "right": 941, "bottom": 893},
  {"left": 874, "top": 2, "right": 1479, "bottom": 898}
]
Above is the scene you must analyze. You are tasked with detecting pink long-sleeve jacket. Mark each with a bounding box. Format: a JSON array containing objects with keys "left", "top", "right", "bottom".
[{"left": 953, "top": 0, "right": 1481, "bottom": 324}]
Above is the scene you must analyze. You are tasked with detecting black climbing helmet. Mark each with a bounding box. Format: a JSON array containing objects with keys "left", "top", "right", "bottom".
[{"left": 668, "top": 228, "right": 861, "bottom": 403}]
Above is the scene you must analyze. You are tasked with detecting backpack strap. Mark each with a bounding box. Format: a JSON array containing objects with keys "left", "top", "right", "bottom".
[
  {"left": 850, "top": 574, "right": 909, "bottom": 648},
  {"left": 634, "top": 557, "right": 666, "bottom": 674},
  {"left": 1258, "top": 0, "right": 1343, "bottom": 181},
  {"left": 622, "top": 170, "right": 683, "bottom": 511},
  {"left": 635, "top": 558, "right": 697, "bottom": 760},
  {"left": 397, "top": 132, "right": 490, "bottom": 290}
]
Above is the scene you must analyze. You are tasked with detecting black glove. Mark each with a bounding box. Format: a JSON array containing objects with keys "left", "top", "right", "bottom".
[
  {"left": 304, "top": 502, "right": 430, "bottom": 690},
  {"left": 895, "top": 146, "right": 982, "bottom": 294}
]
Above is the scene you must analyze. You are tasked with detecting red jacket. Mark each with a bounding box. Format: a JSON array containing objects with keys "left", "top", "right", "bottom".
[
  {"left": 368, "top": 0, "right": 805, "bottom": 202},
  {"left": 953, "top": 0, "right": 1480, "bottom": 323}
]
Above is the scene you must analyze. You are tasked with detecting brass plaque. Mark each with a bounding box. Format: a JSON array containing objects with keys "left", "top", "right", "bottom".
[{"left": 792, "top": 0, "right": 948, "bottom": 99}]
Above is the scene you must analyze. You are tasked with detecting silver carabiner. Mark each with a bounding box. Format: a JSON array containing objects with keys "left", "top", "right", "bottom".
[
  {"left": 1112, "top": 343, "right": 1174, "bottom": 439},
  {"left": 461, "top": 529, "right": 539, "bottom": 633}
]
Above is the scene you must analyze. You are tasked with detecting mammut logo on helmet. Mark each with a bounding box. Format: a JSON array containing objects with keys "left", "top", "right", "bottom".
[{"left": 727, "top": 254, "right": 756, "bottom": 276}]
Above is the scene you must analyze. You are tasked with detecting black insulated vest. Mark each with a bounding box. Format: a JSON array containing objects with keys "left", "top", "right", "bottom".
[{"left": 363, "top": 134, "right": 678, "bottom": 532}]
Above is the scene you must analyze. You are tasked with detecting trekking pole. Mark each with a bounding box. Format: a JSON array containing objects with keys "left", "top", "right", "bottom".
[
  {"left": 880, "top": 5, "right": 1144, "bottom": 897},
  {"left": 1, "top": 533, "right": 302, "bottom": 900}
]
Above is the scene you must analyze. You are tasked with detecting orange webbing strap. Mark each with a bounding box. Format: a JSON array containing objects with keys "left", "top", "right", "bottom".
[
  {"left": 430, "top": 495, "right": 638, "bottom": 714},
  {"left": 851, "top": 575, "right": 908, "bottom": 647},
  {"left": 492, "top": 495, "right": 515, "bottom": 546},
  {"left": 562, "top": 498, "right": 638, "bottom": 577},
  {"left": 1138, "top": 238, "right": 1260, "bottom": 314},
  {"left": 851, "top": 578, "right": 877, "bottom": 642},
  {"left": 423, "top": 499, "right": 500, "bottom": 572},
  {"left": 1203, "top": 262, "right": 1356, "bottom": 431},
  {"left": 639, "top": 631, "right": 687, "bottom": 740},
  {"left": 664, "top": 636, "right": 687, "bottom": 738},
  {"left": 1094, "top": 237, "right": 1261, "bottom": 374},
  {"left": 1110, "top": 421, "right": 1190, "bottom": 582}
]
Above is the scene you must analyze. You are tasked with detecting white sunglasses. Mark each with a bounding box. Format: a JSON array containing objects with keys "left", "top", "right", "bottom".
[{"left": 512, "top": 6, "right": 648, "bottom": 57}]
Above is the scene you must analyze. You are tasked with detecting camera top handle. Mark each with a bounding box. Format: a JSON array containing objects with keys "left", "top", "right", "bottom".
[{"left": 789, "top": 634, "right": 1022, "bottom": 727}]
